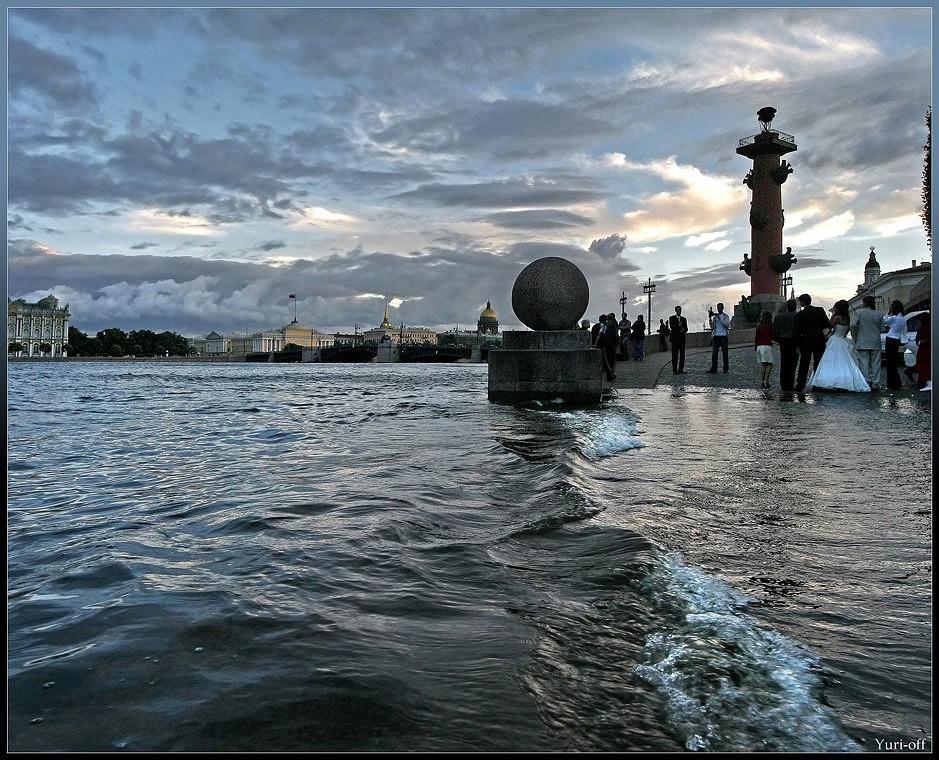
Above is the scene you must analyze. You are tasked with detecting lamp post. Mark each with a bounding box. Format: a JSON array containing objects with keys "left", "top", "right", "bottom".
[
  {"left": 780, "top": 274, "right": 793, "bottom": 300},
  {"left": 642, "top": 277, "right": 656, "bottom": 335},
  {"left": 619, "top": 290, "right": 628, "bottom": 320}
]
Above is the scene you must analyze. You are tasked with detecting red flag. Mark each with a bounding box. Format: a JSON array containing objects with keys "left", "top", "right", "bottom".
[{"left": 288, "top": 294, "right": 296, "bottom": 299}]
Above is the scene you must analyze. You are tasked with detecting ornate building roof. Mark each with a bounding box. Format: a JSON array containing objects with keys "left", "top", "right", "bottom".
[{"left": 477, "top": 300, "right": 499, "bottom": 334}]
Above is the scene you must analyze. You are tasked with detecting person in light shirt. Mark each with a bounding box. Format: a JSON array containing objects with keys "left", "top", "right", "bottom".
[
  {"left": 706, "top": 302, "right": 732, "bottom": 373},
  {"left": 882, "top": 300, "right": 907, "bottom": 390}
]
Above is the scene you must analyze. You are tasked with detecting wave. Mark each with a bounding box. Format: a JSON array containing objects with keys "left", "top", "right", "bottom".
[
  {"left": 537, "top": 409, "right": 645, "bottom": 459},
  {"left": 633, "top": 552, "right": 858, "bottom": 752}
]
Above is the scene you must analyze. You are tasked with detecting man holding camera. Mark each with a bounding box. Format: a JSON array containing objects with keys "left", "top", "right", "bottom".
[{"left": 706, "top": 303, "right": 731, "bottom": 373}]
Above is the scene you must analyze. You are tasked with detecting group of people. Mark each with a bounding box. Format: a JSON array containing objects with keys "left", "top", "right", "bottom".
[
  {"left": 590, "top": 312, "right": 649, "bottom": 380},
  {"left": 586, "top": 295, "right": 932, "bottom": 394},
  {"left": 757, "top": 294, "right": 931, "bottom": 393},
  {"left": 662, "top": 303, "right": 728, "bottom": 376}
]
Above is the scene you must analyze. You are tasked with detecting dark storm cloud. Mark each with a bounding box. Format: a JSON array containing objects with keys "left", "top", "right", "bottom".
[
  {"left": 257, "top": 241, "right": 286, "bottom": 252},
  {"left": 8, "top": 237, "right": 602, "bottom": 334},
  {"left": 371, "top": 99, "right": 619, "bottom": 160},
  {"left": 9, "top": 36, "right": 98, "bottom": 109},
  {"left": 130, "top": 242, "right": 159, "bottom": 250},
  {"left": 9, "top": 151, "right": 119, "bottom": 213},
  {"left": 9, "top": 121, "right": 320, "bottom": 216},
  {"left": 588, "top": 233, "right": 628, "bottom": 260},
  {"left": 11, "top": 117, "right": 109, "bottom": 151},
  {"left": 9, "top": 106, "right": 437, "bottom": 218},
  {"left": 482, "top": 210, "right": 594, "bottom": 230},
  {"left": 785, "top": 52, "right": 931, "bottom": 173},
  {"left": 789, "top": 256, "right": 838, "bottom": 269},
  {"left": 391, "top": 179, "right": 607, "bottom": 209}
]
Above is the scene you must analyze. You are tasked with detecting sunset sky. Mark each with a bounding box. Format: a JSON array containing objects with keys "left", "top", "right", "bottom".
[{"left": 7, "top": 5, "right": 932, "bottom": 336}]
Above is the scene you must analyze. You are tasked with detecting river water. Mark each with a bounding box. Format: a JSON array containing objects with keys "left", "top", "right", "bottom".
[{"left": 7, "top": 362, "right": 932, "bottom": 751}]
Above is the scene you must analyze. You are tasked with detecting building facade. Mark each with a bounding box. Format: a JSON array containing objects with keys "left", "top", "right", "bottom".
[
  {"left": 363, "top": 326, "right": 438, "bottom": 345},
  {"left": 362, "top": 302, "right": 437, "bottom": 345},
  {"left": 205, "top": 331, "right": 230, "bottom": 354},
  {"left": 847, "top": 248, "right": 931, "bottom": 315},
  {"left": 252, "top": 331, "right": 285, "bottom": 353},
  {"left": 8, "top": 295, "right": 70, "bottom": 356},
  {"left": 282, "top": 321, "right": 335, "bottom": 349}
]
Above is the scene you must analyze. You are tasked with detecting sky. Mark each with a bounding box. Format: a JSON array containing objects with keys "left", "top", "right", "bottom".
[{"left": 6, "top": 6, "right": 933, "bottom": 337}]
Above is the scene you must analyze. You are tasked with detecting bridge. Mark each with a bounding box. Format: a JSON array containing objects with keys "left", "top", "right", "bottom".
[
  {"left": 320, "top": 344, "right": 378, "bottom": 362},
  {"left": 400, "top": 344, "right": 473, "bottom": 362}
]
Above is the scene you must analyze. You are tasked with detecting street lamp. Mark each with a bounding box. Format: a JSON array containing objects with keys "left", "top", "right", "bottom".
[
  {"left": 619, "top": 290, "right": 628, "bottom": 320},
  {"left": 642, "top": 277, "right": 656, "bottom": 334},
  {"left": 781, "top": 274, "right": 793, "bottom": 299}
]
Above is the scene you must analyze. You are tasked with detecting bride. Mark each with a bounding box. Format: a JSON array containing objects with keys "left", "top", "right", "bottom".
[{"left": 810, "top": 300, "right": 871, "bottom": 392}]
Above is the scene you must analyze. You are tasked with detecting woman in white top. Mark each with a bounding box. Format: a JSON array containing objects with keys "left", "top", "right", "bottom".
[{"left": 883, "top": 300, "right": 906, "bottom": 390}]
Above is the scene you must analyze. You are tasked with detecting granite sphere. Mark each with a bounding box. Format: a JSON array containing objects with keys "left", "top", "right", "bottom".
[{"left": 511, "top": 257, "right": 590, "bottom": 331}]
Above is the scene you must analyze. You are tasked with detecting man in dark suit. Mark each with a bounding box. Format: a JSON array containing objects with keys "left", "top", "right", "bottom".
[
  {"left": 773, "top": 298, "right": 799, "bottom": 390},
  {"left": 668, "top": 306, "right": 688, "bottom": 374},
  {"left": 793, "top": 293, "right": 830, "bottom": 391}
]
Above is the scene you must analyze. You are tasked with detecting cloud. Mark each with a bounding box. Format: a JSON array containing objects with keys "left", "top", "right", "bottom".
[
  {"left": 606, "top": 153, "right": 747, "bottom": 243},
  {"left": 391, "top": 179, "right": 607, "bottom": 209},
  {"left": 130, "top": 242, "right": 159, "bottom": 250},
  {"left": 786, "top": 212, "right": 855, "bottom": 247},
  {"left": 588, "top": 233, "right": 627, "bottom": 260},
  {"left": 370, "top": 98, "right": 618, "bottom": 160},
  {"left": 481, "top": 209, "right": 594, "bottom": 230},
  {"left": 9, "top": 35, "right": 98, "bottom": 109},
  {"left": 257, "top": 240, "right": 286, "bottom": 252}
]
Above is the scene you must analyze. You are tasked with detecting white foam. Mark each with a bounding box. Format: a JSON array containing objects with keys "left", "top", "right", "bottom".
[
  {"left": 579, "top": 415, "right": 646, "bottom": 459},
  {"left": 634, "top": 552, "right": 858, "bottom": 752}
]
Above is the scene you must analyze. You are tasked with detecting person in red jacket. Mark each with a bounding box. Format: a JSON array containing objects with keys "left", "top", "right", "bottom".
[{"left": 754, "top": 310, "right": 774, "bottom": 389}]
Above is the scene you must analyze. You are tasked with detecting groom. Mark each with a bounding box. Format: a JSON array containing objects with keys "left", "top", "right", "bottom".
[{"left": 793, "top": 293, "right": 830, "bottom": 391}]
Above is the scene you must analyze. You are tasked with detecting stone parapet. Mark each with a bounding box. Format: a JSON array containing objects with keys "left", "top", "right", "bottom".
[{"left": 501, "top": 329, "right": 592, "bottom": 351}]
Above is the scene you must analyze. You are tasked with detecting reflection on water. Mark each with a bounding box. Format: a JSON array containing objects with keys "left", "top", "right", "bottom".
[{"left": 8, "top": 363, "right": 931, "bottom": 751}]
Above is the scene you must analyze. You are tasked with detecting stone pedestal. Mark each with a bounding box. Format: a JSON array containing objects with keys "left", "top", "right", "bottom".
[
  {"left": 376, "top": 342, "right": 400, "bottom": 362},
  {"left": 732, "top": 293, "right": 786, "bottom": 328},
  {"left": 488, "top": 330, "right": 604, "bottom": 403}
]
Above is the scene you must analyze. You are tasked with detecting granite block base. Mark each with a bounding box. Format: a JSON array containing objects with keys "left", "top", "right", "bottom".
[{"left": 488, "top": 330, "right": 604, "bottom": 403}]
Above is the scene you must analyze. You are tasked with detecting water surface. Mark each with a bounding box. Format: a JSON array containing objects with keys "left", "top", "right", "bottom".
[{"left": 8, "top": 363, "right": 932, "bottom": 751}]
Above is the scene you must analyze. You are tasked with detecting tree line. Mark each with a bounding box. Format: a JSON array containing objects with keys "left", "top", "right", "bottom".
[{"left": 49, "top": 327, "right": 193, "bottom": 357}]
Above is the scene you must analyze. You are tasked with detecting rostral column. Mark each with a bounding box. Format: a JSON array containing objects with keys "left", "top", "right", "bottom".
[{"left": 736, "top": 106, "right": 797, "bottom": 322}]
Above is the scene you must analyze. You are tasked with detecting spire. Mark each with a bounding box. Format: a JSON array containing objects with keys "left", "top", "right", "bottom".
[{"left": 380, "top": 297, "right": 393, "bottom": 329}]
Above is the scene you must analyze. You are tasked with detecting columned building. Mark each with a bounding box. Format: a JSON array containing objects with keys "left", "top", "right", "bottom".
[
  {"left": 252, "top": 331, "right": 285, "bottom": 353},
  {"left": 8, "top": 295, "right": 70, "bottom": 356},
  {"left": 205, "top": 331, "right": 230, "bottom": 354}
]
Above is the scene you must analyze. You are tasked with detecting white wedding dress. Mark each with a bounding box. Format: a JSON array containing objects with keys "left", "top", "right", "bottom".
[{"left": 810, "top": 324, "right": 871, "bottom": 392}]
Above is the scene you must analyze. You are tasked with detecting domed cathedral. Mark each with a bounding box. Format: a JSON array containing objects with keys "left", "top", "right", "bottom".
[{"left": 477, "top": 300, "right": 499, "bottom": 334}]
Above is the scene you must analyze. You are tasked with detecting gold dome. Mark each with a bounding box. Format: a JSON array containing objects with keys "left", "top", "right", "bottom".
[{"left": 479, "top": 301, "right": 497, "bottom": 319}]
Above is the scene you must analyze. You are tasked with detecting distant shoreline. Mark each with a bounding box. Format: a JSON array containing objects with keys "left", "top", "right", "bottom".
[{"left": 8, "top": 355, "right": 247, "bottom": 362}]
